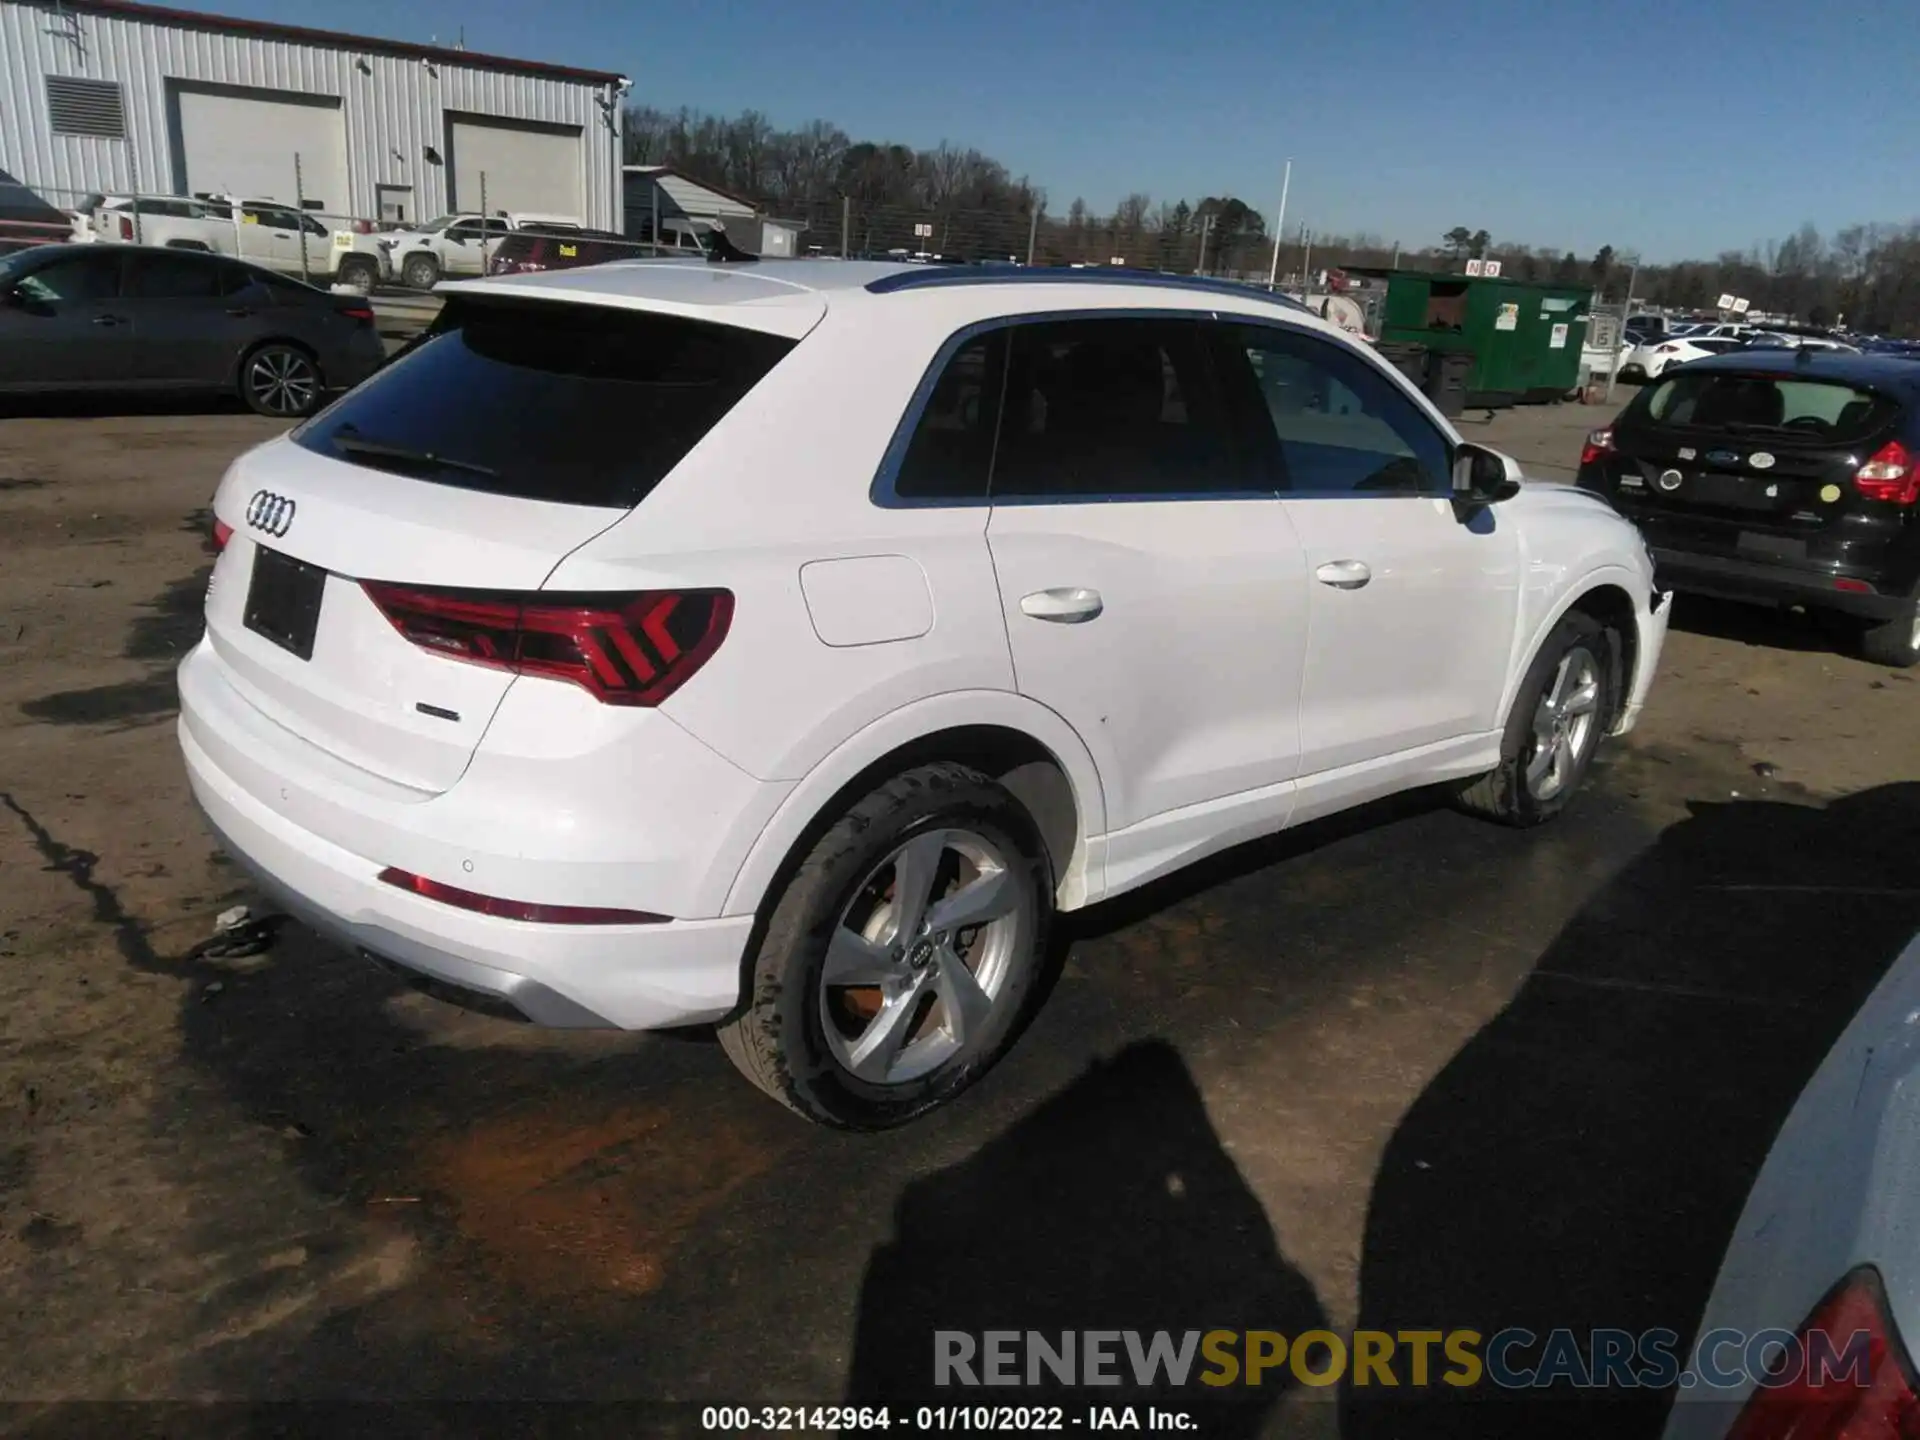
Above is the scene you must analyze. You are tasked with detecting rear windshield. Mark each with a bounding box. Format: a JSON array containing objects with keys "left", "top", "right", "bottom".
[
  {"left": 1633, "top": 372, "right": 1900, "bottom": 443},
  {"left": 292, "top": 298, "right": 796, "bottom": 508}
]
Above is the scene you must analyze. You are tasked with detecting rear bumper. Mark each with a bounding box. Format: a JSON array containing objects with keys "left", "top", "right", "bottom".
[
  {"left": 1651, "top": 547, "right": 1914, "bottom": 620},
  {"left": 183, "top": 719, "right": 753, "bottom": 1028},
  {"left": 175, "top": 636, "right": 784, "bottom": 1029}
]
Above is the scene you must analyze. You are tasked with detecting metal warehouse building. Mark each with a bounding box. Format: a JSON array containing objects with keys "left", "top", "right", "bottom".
[{"left": 0, "top": 0, "right": 626, "bottom": 229}]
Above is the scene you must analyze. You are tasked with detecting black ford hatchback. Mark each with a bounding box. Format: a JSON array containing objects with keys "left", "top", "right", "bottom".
[{"left": 1576, "top": 350, "right": 1920, "bottom": 666}]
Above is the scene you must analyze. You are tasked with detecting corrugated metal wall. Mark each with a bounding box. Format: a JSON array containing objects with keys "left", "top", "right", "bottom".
[{"left": 0, "top": 0, "right": 621, "bottom": 228}]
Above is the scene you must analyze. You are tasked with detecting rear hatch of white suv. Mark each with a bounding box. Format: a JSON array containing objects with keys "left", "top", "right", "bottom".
[{"left": 201, "top": 276, "right": 816, "bottom": 794}]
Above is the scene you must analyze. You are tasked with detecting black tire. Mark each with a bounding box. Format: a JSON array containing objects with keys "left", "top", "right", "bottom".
[
  {"left": 718, "top": 762, "right": 1053, "bottom": 1130},
  {"left": 400, "top": 253, "right": 441, "bottom": 291},
  {"left": 1852, "top": 599, "right": 1920, "bottom": 669},
  {"left": 335, "top": 255, "right": 378, "bottom": 294},
  {"left": 239, "top": 342, "right": 324, "bottom": 418},
  {"left": 1456, "top": 610, "right": 1617, "bottom": 827}
]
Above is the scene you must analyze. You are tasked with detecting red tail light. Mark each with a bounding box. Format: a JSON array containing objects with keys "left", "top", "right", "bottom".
[
  {"left": 360, "top": 583, "right": 733, "bottom": 707},
  {"left": 211, "top": 518, "right": 233, "bottom": 553},
  {"left": 1581, "top": 429, "right": 1615, "bottom": 467},
  {"left": 1724, "top": 1266, "right": 1920, "bottom": 1439},
  {"left": 377, "top": 868, "right": 668, "bottom": 925},
  {"left": 1855, "top": 440, "right": 1919, "bottom": 505},
  {"left": 117, "top": 214, "right": 132, "bottom": 240},
  {"left": 336, "top": 304, "right": 375, "bottom": 324}
]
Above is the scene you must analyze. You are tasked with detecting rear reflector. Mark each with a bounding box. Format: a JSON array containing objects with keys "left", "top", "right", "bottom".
[
  {"left": 1724, "top": 1265, "right": 1920, "bottom": 1439},
  {"left": 1581, "top": 428, "right": 1615, "bottom": 467},
  {"left": 1836, "top": 578, "right": 1877, "bottom": 594},
  {"left": 377, "top": 868, "right": 669, "bottom": 925},
  {"left": 336, "top": 305, "right": 375, "bottom": 324},
  {"left": 1856, "top": 440, "right": 1919, "bottom": 505},
  {"left": 360, "top": 582, "right": 733, "bottom": 706}
]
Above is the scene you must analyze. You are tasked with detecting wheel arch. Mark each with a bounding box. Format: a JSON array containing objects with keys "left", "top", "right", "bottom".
[
  {"left": 1500, "top": 568, "right": 1642, "bottom": 731},
  {"left": 720, "top": 692, "right": 1108, "bottom": 925}
]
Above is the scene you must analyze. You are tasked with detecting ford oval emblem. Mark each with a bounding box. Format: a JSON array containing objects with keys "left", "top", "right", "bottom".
[
  {"left": 1706, "top": 449, "right": 1740, "bottom": 466},
  {"left": 1657, "top": 469, "right": 1683, "bottom": 491}
]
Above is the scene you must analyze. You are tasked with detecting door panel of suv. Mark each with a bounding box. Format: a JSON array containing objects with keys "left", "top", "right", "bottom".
[
  {"left": 1213, "top": 322, "right": 1520, "bottom": 784},
  {"left": 979, "top": 315, "right": 1309, "bottom": 838}
]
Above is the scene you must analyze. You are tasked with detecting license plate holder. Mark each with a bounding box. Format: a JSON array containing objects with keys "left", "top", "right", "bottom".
[{"left": 243, "top": 546, "right": 327, "bottom": 660}]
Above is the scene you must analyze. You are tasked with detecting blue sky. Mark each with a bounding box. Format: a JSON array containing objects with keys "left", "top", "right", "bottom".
[{"left": 211, "top": 0, "right": 1910, "bottom": 262}]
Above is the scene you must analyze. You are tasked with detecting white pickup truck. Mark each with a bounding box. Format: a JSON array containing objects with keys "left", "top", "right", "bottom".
[
  {"left": 85, "top": 194, "right": 391, "bottom": 291},
  {"left": 383, "top": 212, "right": 580, "bottom": 289}
]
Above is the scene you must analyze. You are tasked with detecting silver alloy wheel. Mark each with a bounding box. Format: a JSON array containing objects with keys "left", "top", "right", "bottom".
[
  {"left": 1526, "top": 646, "right": 1602, "bottom": 801},
  {"left": 819, "top": 828, "right": 1024, "bottom": 1087},
  {"left": 247, "top": 349, "right": 318, "bottom": 415}
]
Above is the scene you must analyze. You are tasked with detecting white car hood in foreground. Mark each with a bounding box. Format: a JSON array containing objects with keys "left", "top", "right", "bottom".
[{"left": 1665, "top": 930, "right": 1920, "bottom": 1436}]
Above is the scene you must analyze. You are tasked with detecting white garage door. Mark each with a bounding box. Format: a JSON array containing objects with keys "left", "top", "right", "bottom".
[
  {"left": 447, "top": 115, "right": 583, "bottom": 221},
  {"left": 171, "top": 85, "right": 348, "bottom": 215}
]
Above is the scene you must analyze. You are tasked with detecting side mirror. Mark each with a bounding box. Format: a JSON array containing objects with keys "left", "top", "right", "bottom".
[{"left": 1451, "top": 443, "right": 1524, "bottom": 510}]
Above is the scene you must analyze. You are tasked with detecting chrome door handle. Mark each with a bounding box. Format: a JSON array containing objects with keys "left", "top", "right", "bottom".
[
  {"left": 1315, "top": 560, "right": 1372, "bottom": 590},
  {"left": 1020, "top": 587, "right": 1104, "bottom": 623},
  {"left": 90, "top": 314, "right": 123, "bottom": 327}
]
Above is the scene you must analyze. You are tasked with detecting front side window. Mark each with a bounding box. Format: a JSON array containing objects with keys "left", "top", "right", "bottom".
[
  {"left": 13, "top": 252, "right": 121, "bottom": 305},
  {"left": 1218, "top": 323, "right": 1451, "bottom": 496},
  {"left": 990, "top": 317, "right": 1254, "bottom": 499}
]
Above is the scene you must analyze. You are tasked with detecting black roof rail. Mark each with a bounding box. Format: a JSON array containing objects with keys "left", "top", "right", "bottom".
[{"left": 864, "top": 263, "right": 1313, "bottom": 312}]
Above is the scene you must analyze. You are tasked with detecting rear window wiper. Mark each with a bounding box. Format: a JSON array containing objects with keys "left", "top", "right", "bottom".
[{"left": 329, "top": 432, "right": 499, "bottom": 479}]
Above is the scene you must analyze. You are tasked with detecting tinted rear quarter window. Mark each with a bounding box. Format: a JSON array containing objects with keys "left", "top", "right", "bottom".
[{"left": 292, "top": 298, "right": 797, "bottom": 509}]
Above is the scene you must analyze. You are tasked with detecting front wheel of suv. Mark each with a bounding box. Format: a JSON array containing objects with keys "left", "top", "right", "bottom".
[
  {"left": 719, "top": 762, "right": 1052, "bottom": 1130},
  {"left": 1850, "top": 599, "right": 1920, "bottom": 669},
  {"left": 1456, "top": 610, "right": 1617, "bottom": 827}
]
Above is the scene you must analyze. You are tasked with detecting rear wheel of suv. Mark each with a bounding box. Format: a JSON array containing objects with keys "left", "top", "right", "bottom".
[
  {"left": 719, "top": 762, "right": 1052, "bottom": 1129},
  {"left": 401, "top": 253, "right": 441, "bottom": 290},
  {"left": 1456, "top": 610, "right": 1617, "bottom": 826},
  {"left": 1849, "top": 599, "right": 1920, "bottom": 669}
]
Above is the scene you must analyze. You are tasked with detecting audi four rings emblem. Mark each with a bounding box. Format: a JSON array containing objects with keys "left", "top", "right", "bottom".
[{"left": 245, "top": 490, "right": 296, "bottom": 538}]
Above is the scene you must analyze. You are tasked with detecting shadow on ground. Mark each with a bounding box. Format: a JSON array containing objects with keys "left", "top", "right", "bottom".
[
  {"left": 0, "top": 391, "right": 255, "bottom": 420},
  {"left": 845, "top": 1040, "right": 1323, "bottom": 1435},
  {"left": 18, "top": 527, "right": 208, "bottom": 728},
  {"left": 1664, "top": 592, "right": 1839, "bottom": 656},
  {"left": 1344, "top": 781, "right": 1920, "bottom": 1438}
]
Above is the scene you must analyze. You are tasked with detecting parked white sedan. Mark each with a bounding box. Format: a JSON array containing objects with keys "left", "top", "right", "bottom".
[
  {"left": 1622, "top": 334, "right": 1748, "bottom": 380},
  {"left": 178, "top": 260, "right": 1670, "bottom": 1127}
]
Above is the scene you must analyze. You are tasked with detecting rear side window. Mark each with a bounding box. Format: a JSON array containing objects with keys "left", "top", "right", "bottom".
[
  {"left": 293, "top": 298, "right": 796, "bottom": 509},
  {"left": 1639, "top": 373, "right": 1899, "bottom": 442},
  {"left": 125, "top": 251, "right": 224, "bottom": 298},
  {"left": 991, "top": 317, "right": 1253, "bottom": 499}
]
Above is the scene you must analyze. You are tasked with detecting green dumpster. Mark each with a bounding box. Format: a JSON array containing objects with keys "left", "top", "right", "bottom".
[{"left": 1358, "top": 269, "right": 1592, "bottom": 408}]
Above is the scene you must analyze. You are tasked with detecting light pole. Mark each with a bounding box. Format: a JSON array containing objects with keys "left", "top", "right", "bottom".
[{"left": 1266, "top": 158, "right": 1292, "bottom": 288}]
